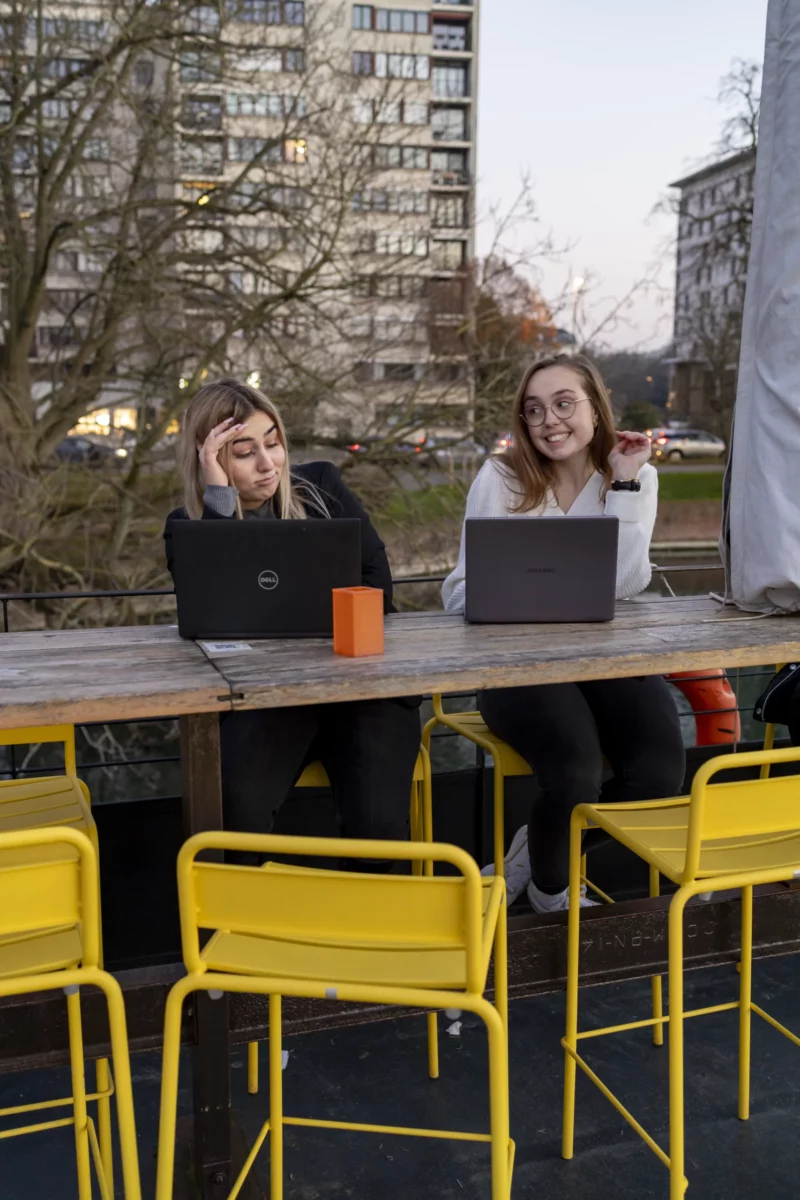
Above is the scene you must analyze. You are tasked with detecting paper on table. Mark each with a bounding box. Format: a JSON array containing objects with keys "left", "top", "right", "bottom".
[{"left": 199, "top": 641, "right": 254, "bottom": 655}]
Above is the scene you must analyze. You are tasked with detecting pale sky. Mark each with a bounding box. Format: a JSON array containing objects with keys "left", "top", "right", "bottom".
[{"left": 476, "top": 0, "right": 769, "bottom": 348}]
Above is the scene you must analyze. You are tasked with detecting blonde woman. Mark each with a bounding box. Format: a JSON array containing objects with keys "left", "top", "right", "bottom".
[
  {"left": 165, "top": 378, "right": 421, "bottom": 861},
  {"left": 443, "top": 355, "right": 685, "bottom": 911}
]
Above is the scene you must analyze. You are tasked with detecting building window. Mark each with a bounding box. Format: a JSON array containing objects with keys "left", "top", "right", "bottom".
[
  {"left": 431, "top": 148, "right": 467, "bottom": 181},
  {"left": 372, "top": 232, "right": 428, "bottom": 256},
  {"left": 353, "top": 51, "right": 374, "bottom": 75},
  {"left": 432, "top": 107, "right": 465, "bottom": 140},
  {"left": 376, "top": 99, "right": 402, "bottom": 124},
  {"left": 227, "top": 0, "right": 304, "bottom": 21},
  {"left": 375, "top": 53, "right": 429, "bottom": 80},
  {"left": 403, "top": 100, "right": 429, "bottom": 124},
  {"left": 375, "top": 9, "right": 429, "bottom": 33},
  {"left": 188, "top": 5, "right": 220, "bottom": 32},
  {"left": 134, "top": 58, "right": 155, "bottom": 87},
  {"left": 431, "top": 240, "right": 465, "bottom": 270},
  {"left": 284, "top": 49, "right": 305, "bottom": 72},
  {"left": 284, "top": 1, "right": 304, "bottom": 23},
  {"left": 42, "top": 98, "right": 71, "bottom": 119},
  {"left": 433, "top": 64, "right": 467, "bottom": 97},
  {"left": 181, "top": 138, "right": 224, "bottom": 174},
  {"left": 284, "top": 137, "right": 307, "bottom": 163},
  {"left": 353, "top": 4, "right": 373, "bottom": 28},
  {"left": 352, "top": 188, "right": 428, "bottom": 213},
  {"left": 226, "top": 91, "right": 306, "bottom": 116},
  {"left": 432, "top": 195, "right": 465, "bottom": 227},
  {"left": 182, "top": 96, "right": 223, "bottom": 130},
  {"left": 180, "top": 51, "right": 222, "bottom": 82}
]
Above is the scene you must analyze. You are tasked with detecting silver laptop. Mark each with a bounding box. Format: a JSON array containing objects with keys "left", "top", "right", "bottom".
[{"left": 465, "top": 517, "right": 619, "bottom": 623}]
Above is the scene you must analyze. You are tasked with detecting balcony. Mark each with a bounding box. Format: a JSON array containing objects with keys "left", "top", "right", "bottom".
[
  {"left": 432, "top": 24, "right": 468, "bottom": 52},
  {"left": 431, "top": 169, "right": 469, "bottom": 187}
]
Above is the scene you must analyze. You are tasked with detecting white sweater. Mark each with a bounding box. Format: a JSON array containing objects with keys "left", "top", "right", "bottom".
[{"left": 442, "top": 458, "right": 658, "bottom": 614}]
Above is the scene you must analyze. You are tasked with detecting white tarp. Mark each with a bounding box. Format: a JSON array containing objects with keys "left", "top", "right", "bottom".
[{"left": 721, "top": 0, "right": 800, "bottom": 612}]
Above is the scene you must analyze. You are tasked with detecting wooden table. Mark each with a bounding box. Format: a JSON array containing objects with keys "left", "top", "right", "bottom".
[{"left": 3, "top": 596, "right": 800, "bottom": 1198}]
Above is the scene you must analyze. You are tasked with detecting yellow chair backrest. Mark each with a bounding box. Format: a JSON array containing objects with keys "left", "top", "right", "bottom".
[
  {"left": 0, "top": 826, "right": 99, "bottom": 963},
  {"left": 178, "top": 831, "right": 485, "bottom": 990},
  {"left": 0, "top": 725, "right": 77, "bottom": 777},
  {"left": 684, "top": 745, "right": 800, "bottom": 879}
]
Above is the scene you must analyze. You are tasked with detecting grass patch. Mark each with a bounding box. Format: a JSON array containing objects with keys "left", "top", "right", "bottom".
[
  {"left": 376, "top": 482, "right": 466, "bottom": 526},
  {"left": 656, "top": 471, "right": 724, "bottom": 502}
]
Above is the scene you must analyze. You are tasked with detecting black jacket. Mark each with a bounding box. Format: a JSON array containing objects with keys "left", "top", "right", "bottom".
[{"left": 163, "top": 460, "right": 395, "bottom": 613}]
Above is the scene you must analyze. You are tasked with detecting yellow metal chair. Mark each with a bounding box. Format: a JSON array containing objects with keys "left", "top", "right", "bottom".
[
  {"left": 422, "top": 695, "right": 613, "bottom": 902},
  {"left": 0, "top": 725, "right": 115, "bottom": 1184},
  {"left": 562, "top": 744, "right": 800, "bottom": 1199},
  {"left": 156, "top": 831, "right": 513, "bottom": 1200},
  {"left": 246, "top": 748, "right": 436, "bottom": 1092},
  {"left": 0, "top": 825, "right": 141, "bottom": 1199}
]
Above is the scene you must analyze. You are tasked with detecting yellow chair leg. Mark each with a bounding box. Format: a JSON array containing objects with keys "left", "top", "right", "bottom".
[
  {"left": 155, "top": 981, "right": 190, "bottom": 1200},
  {"left": 98, "top": 972, "right": 142, "bottom": 1200},
  {"left": 269, "top": 994, "right": 284, "bottom": 1200},
  {"left": 668, "top": 891, "right": 689, "bottom": 1200},
  {"left": 66, "top": 988, "right": 93, "bottom": 1200},
  {"left": 96, "top": 1056, "right": 114, "bottom": 1193},
  {"left": 248, "top": 1040, "right": 259, "bottom": 1095},
  {"left": 426, "top": 1012, "right": 440, "bottom": 1079},
  {"left": 561, "top": 813, "right": 584, "bottom": 1161},
  {"left": 494, "top": 884, "right": 509, "bottom": 1037},
  {"left": 493, "top": 763, "right": 505, "bottom": 877},
  {"left": 738, "top": 885, "right": 753, "bottom": 1121},
  {"left": 650, "top": 867, "right": 664, "bottom": 1047},
  {"left": 483, "top": 1000, "right": 511, "bottom": 1200}
]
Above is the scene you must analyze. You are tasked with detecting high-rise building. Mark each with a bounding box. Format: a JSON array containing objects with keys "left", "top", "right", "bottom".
[
  {"left": 4, "top": 0, "right": 480, "bottom": 447},
  {"left": 668, "top": 148, "right": 755, "bottom": 425}
]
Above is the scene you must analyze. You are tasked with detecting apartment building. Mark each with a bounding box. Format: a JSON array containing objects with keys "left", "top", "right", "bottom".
[
  {"left": 4, "top": 0, "right": 480, "bottom": 445},
  {"left": 668, "top": 148, "right": 755, "bottom": 423}
]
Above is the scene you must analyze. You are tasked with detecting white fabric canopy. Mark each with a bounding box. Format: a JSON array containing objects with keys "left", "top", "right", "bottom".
[{"left": 722, "top": 0, "right": 800, "bottom": 612}]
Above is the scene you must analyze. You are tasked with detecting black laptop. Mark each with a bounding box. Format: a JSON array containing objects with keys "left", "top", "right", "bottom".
[
  {"left": 169, "top": 519, "right": 362, "bottom": 639},
  {"left": 465, "top": 517, "right": 619, "bottom": 623}
]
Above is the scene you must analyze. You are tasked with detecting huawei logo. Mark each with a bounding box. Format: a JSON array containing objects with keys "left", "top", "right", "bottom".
[{"left": 258, "top": 569, "right": 279, "bottom": 591}]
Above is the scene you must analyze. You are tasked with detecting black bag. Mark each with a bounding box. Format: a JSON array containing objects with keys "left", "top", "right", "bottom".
[{"left": 753, "top": 662, "right": 800, "bottom": 724}]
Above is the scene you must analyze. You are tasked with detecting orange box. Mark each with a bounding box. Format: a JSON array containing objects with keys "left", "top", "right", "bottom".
[{"left": 332, "top": 587, "right": 385, "bottom": 657}]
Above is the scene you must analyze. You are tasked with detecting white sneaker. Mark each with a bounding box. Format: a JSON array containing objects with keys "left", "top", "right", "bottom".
[
  {"left": 527, "top": 879, "right": 599, "bottom": 913},
  {"left": 480, "top": 825, "right": 530, "bottom": 904}
]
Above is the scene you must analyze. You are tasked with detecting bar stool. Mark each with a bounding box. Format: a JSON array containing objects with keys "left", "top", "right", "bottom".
[
  {"left": 0, "top": 724, "right": 115, "bottom": 1183},
  {"left": 156, "top": 831, "right": 512, "bottom": 1200},
  {"left": 247, "top": 747, "right": 437, "bottom": 1091},
  {"left": 422, "top": 696, "right": 613, "bottom": 902},
  {"left": 0, "top": 825, "right": 141, "bottom": 1199},
  {"left": 562, "top": 745, "right": 800, "bottom": 1199}
]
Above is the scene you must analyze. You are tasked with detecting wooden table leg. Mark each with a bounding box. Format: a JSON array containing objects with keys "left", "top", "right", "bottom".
[{"left": 180, "top": 713, "right": 232, "bottom": 1200}]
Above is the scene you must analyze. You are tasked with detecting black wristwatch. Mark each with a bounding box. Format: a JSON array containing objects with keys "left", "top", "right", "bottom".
[{"left": 611, "top": 479, "right": 642, "bottom": 492}]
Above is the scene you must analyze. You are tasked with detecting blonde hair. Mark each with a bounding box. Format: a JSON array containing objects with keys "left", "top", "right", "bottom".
[
  {"left": 178, "top": 378, "right": 328, "bottom": 520},
  {"left": 498, "top": 353, "right": 616, "bottom": 512}
]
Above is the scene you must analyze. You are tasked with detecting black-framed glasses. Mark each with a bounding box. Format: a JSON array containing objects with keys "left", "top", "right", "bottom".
[{"left": 521, "top": 396, "right": 589, "bottom": 428}]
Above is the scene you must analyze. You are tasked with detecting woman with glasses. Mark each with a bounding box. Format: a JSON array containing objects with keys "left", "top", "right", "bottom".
[{"left": 442, "top": 354, "right": 685, "bottom": 912}]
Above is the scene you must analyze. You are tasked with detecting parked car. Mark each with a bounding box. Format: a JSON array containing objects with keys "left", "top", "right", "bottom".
[
  {"left": 490, "top": 432, "right": 514, "bottom": 456},
  {"left": 651, "top": 430, "right": 726, "bottom": 461},
  {"left": 428, "top": 437, "right": 487, "bottom": 465},
  {"left": 54, "top": 436, "right": 128, "bottom": 466}
]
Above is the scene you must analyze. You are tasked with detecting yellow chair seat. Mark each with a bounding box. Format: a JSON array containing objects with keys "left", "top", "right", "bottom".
[
  {"left": 0, "top": 925, "right": 83, "bottom": 980},
  {"left": 205, "top": 864, "right": 496, "bottom": 990},
  {"left": 439, "top": 712, "right": 531, "bottom": 776},
  {"left": 0, "top": 775, "right": 92, "bottom": 835},
  {"left": 589, "top": 800, "right": 800, "bottom": 883}
]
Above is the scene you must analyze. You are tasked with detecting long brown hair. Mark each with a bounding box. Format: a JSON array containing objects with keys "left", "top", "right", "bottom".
[
  {"left": 178, "top": 378, "right": 328, "bottom": 519},
  {"left": 498, "top": 353, "right": 616, "bottom": 512}
]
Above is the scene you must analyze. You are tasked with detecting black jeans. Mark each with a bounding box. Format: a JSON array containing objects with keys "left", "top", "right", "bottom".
[
  {"left": 220, "top": 699, "right": 421, "bottom": 861},
  {"left": 478, "top": 677, "right": 686, "bottom": 893}
]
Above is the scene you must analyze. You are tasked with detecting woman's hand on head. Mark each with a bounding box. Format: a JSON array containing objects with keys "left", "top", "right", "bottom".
[
  {"left": 197, "top": 418, "right": 245, "bottom": 488},
  {"left": 608, "top": 431, "right": 652, "bottom": 481}
]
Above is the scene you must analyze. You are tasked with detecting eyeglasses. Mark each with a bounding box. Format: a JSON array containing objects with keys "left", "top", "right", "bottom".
[{"left": 521, "top": 396, "right": 589, "bottom": 428}]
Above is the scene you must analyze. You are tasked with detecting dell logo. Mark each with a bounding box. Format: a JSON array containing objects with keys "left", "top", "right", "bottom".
[{"left": 258, "top": 570, "right": 279, "bottom": 591}]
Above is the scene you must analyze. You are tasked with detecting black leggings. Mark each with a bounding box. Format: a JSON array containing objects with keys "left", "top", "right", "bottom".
[
  {"left": 220, "top": 699, "right": 421, "bottom": 864},
  {"left": 478, "top": 676, "right": 686, "bottom": 892}
]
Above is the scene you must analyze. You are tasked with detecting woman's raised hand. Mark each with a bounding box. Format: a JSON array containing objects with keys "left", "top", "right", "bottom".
[
  {"left": 608, "top": 430, "right": 651, "bottom": 481},
  {"left": 197, "top": 417, "right": 245, "bottom": 488}
]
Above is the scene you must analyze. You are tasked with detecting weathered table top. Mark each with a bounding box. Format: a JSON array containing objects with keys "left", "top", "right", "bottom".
[
  {"left": 213, "top": 595, "right": 800, "bottom": 709},
  {"left": 3, "top": 596, "right": 797, "bottom": 726},
  {"left": 0, "top": 624, "right": 226, "bottom": 727}
]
